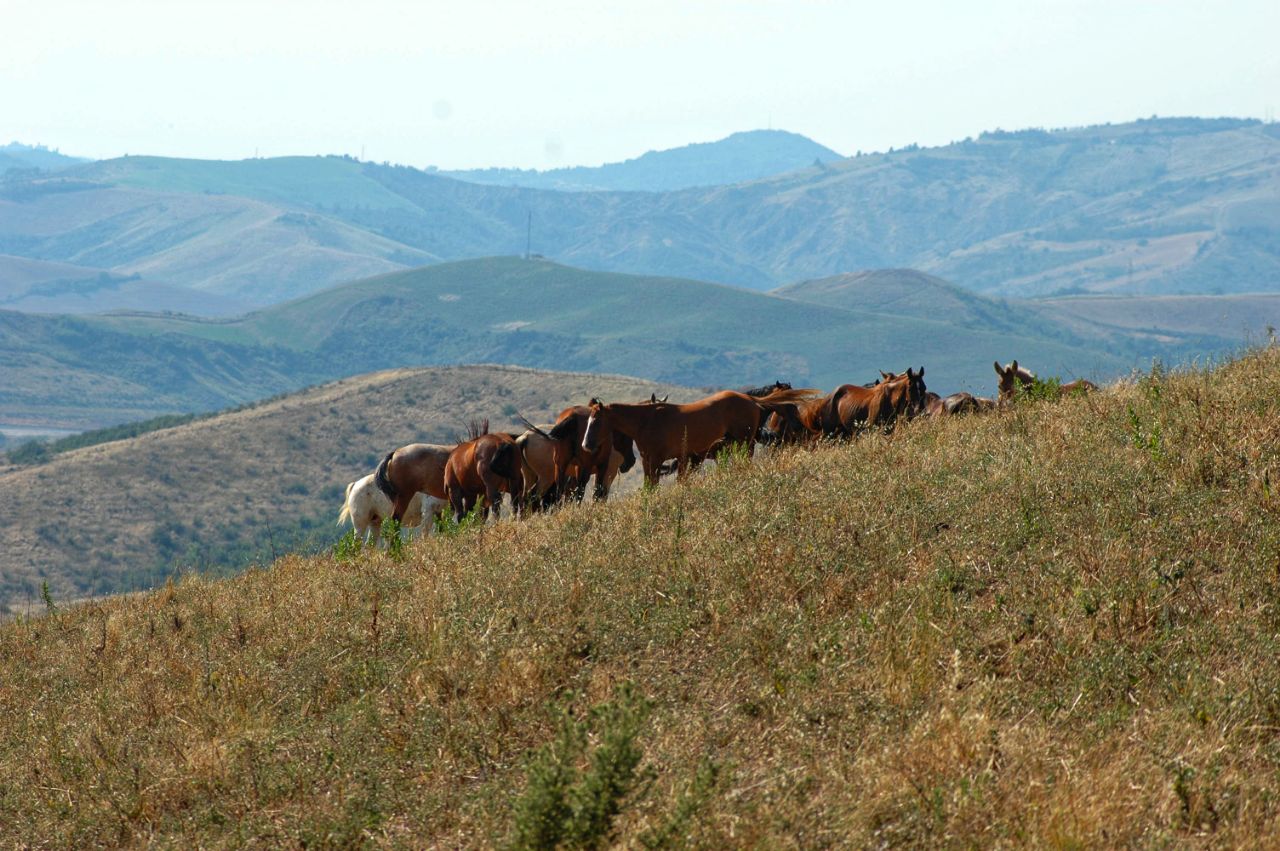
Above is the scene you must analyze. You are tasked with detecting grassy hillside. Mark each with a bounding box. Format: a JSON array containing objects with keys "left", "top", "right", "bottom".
[
  {"left": 3, "top": 349, "right": 1279, "bottom": 845},
  {"left": 773, "top": 268, "right": 1075, "bottom": 340},
  {"left": 443, "top": 129, "right": 844, "bottom": 192},
  {"left": 4, "top": 258, "right": 1131, "bottom": 428},
  {"left": 0, "top": 365, "right": 694, "bottom": 613},
  {"left": 1035, "top": 292, "right": 1280, "bottom": 344}
]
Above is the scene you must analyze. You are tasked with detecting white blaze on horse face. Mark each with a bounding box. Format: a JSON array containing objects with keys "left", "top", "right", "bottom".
[{"left": 583, "top": 412, "right": 598, "bottom": 451}]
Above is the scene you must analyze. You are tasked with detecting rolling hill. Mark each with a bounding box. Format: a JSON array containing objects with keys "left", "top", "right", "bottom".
[
  {"left": 0, "top": 364, "right": 694, "bottom": 613},
  {"left": 1, "top": 257, "right": 1134, "bottom": 430},
  {"left": 441, "top": 129, "right": 844, "bottom": 191},
  {"left": 1, "top": 118, "right": 1276, "bottom": 311},
  {"left": 0, "top": 142, "right": 88, "bottom": 175},
  {"left": 0, "top": 117, "right": 1273, "bottom": 310}
]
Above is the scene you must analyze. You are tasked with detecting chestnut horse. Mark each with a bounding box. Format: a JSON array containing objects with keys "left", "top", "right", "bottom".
[
  {"left": 995, "top": 361, "right": 1097, "bottom": 403},
  {"left": 582, "top": 387, "right": 818, "bottom": 486},
  {"left": 764, "top": 369, "right": 927, "bottom": 441},
  {"left": 443, "top": 433, "right": 524, "bottom": 522},
  {"left": 374, "top": 443, "right": 455, "bottom": 523},
  {"left": 926, "top": 391, "right": 996, "bottom": 417},
  {"left": 827, "top": 367, "right": 928, "bottom": 437}
]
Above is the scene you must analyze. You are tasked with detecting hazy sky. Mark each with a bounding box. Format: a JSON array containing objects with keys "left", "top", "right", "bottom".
[{"left": 3, "top": 0, "right": 1276, "bottom": 170}]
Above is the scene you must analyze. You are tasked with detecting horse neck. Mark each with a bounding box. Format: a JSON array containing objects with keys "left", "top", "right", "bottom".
[{"left": 599, "top": 403, "right": 657, "bottom": 440}]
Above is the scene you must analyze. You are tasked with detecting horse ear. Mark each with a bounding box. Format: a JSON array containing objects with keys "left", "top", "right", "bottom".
[
  {"left": 1010, "top": 360, "right": 1018, "bottom": 372},
  {"left": 994, "top": 361, "right": 1003, "bottom": 375},
  {"left": 918, "top": 366, "right": 925, "bottom": 378},
  {"left": 880, "top": 371, "right": 891, "bottom": 380}
]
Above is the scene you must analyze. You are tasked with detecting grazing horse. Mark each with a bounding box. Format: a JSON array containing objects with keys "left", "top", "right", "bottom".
[
  {"left": 374, "top": 443, "right": 455, "bottom": 523},
  {"left": 443, "top": 433, "right": 525, "bottom": 522},
  {"left": 995, "top": 361, "right": 1097, "bottom": 403},
  {"left": 582, "top": 387, "right": 818, "bottom": 486},
  {"left": 926, "top": 392, "right": 995, "bottom": 418},
  {"left": 339, "top": 473, "right": 445, "bottom": 545}
]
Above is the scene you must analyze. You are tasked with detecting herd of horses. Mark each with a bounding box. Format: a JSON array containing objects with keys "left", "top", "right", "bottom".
[{"left": 338, "top": 360, "right": 1097, "bottom": 542}]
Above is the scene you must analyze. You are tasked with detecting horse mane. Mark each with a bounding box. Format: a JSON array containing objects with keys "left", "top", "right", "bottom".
[{"left": 466, "top": 418, "right": 490, "bottom": 440}]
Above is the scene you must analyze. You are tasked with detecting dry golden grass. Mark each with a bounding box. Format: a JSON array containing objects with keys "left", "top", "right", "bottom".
[
  {"left": 0, "top": 365, "right": 694, "bottom": 614},
  {"left": 3, "top": 349, "right": 1280, "bottom": 847}
]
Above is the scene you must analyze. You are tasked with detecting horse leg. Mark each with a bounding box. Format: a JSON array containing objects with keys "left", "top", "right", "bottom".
[
  {"left": 592, "top": 459, "right": 610, "bottom": 501},
  {"left": 642, "top": 456, "right": 660, "bottom": 489},
  {"left": 449, "top": 487, "right": 466, "bottom": 524}
]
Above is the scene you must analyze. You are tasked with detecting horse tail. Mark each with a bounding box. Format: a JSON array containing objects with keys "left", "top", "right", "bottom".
[
  {"left": 752, "top": 386, "right": 822, "bottom": 409},
  {"left": 374, "top": 451, "right": 398, "bottom": 500},
  {"left": 751, "top": 386, "right": 822, "bottom": 414},
  {"left": 490, "top": 440, "right": 517, "bottom": 480},
  {"left": 516, "top": 413, "right": 554, "bottom": 441},
  {"left": 337, "top": 480, "right": 356, "bottom": 526}
]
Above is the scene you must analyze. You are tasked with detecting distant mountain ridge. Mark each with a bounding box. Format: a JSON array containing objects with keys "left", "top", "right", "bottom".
[
  {"left": 0, "top": 142, "right": 89, "bottom": 175},
  {"left": 441, "top": 129, "right": 844, "bottom": 192},
  {"left": 0, "top": 116, "right": 1275, "bottom": 311}
]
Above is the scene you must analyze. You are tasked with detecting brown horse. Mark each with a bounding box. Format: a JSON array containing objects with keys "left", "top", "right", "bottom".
[
  {"left": 995, "top": 361, "right": 1097, "bottom": 403},
  {"left": 374, "top": 443, "right": 455, "bottom": 523},
  {"left": 582, "top": 387, "right": 818, "bottom": 486},
  {"left": 829, "top": 367, "right": 928, "bottom": 436},
  {"left": 547, "top": 404, "right": 640, "bottom": 501},
  {"left": 926, "top": 391, "right": 996, "bottom": 417},
  {"left": 443, "top": 433, "right": 524, "bottom": 522}
]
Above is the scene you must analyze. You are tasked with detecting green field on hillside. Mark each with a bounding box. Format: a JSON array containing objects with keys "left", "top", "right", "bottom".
[
  {"left": 3, "top": 349, "right": 1279, "bottom": 845},
  {"left": 7, "top": 258, "right": 1139, "bottom": 428}
]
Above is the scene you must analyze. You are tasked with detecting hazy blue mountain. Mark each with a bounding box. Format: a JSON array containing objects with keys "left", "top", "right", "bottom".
[
  {"left": 0, "top": 142, "right": 89, "bottom": 175},
  {"left": 2, "top": 118, "right": 1277, "bottom": 311},
  {"left": 441, "top": 129, "right": 844, "bottom": 191}
]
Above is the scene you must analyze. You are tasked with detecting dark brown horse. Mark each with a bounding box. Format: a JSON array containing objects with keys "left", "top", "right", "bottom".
[
  {"left": 546, "top": 405, "right": 637, "bottom": 501},
  {"left": 374, "top": 442, "right": 455, "bottom": 523},
  {"left": 995, "top": 361, "right": 1097, "bottom": 403},
  {"left": 582, "top": 387, "right": 818, "bottom": 486},
  {"left": 443, "top": 433, "right": 524, "bottom": 522}
]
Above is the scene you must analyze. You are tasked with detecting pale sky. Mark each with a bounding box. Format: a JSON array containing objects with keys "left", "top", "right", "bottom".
[{"left": 3, "top": 0, "right": 1277, "bottom": 170}]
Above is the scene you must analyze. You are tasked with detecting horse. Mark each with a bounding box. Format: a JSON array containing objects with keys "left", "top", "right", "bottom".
[
  {"left": 547, "top": 405, "right": 638, "bottom": 501},
  {"left": 995, "top": 361, "right": 1097, "bottom": 403},
  {"left": 827, "top": 367, "right": 929, "bottom": 437},
  {"left": 514, "top": 417, "right": 585, "bottom": 510},
  {"left": 338, "top": 473, "right": 445, "bottom": 545},
  {"left": 582, "top": 387, "right": 818, "bottom": 486},
  {"left": 926, "top": 392, "right": 996, "bottom": 418},
  {"left": 443, "top": 432, "right": 525, "bottom": 522},
  {"left": 374, "top": 443, "right": 455, "bottom": 523}
]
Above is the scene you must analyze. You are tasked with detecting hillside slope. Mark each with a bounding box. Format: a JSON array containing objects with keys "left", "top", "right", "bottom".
[
  {"left": 442, "top": 129, "right": 844, "bottom": 192},
  {"left": 2, "top": 350, "right": 1279, "bottom": 845},
  {"left": 0, "top": 365, "right": 694, "bottom": 611},
  {"left": 3, "top": 258, "right": 1130, "bottom": 428}
]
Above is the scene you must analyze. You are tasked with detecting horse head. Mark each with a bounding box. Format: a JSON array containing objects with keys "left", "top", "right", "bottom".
[
  {"left": 582, "top": 398, "right": 607, "bottom": 452},
  {"left": 904, "top": 367, "right": 928, "bottom": 416},
  {"left": 995, "top": 360, "right": 1036, "bottom": 401}
]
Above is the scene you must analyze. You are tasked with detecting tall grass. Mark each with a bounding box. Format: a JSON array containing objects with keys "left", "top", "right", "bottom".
[{"left": 3, "top": 350, "right": 1280, "bottom": 846}]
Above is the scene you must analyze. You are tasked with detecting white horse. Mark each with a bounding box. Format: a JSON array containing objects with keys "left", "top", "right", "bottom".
[{"left": 337, "top": 472, "right": 445, "bottom": 546}]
